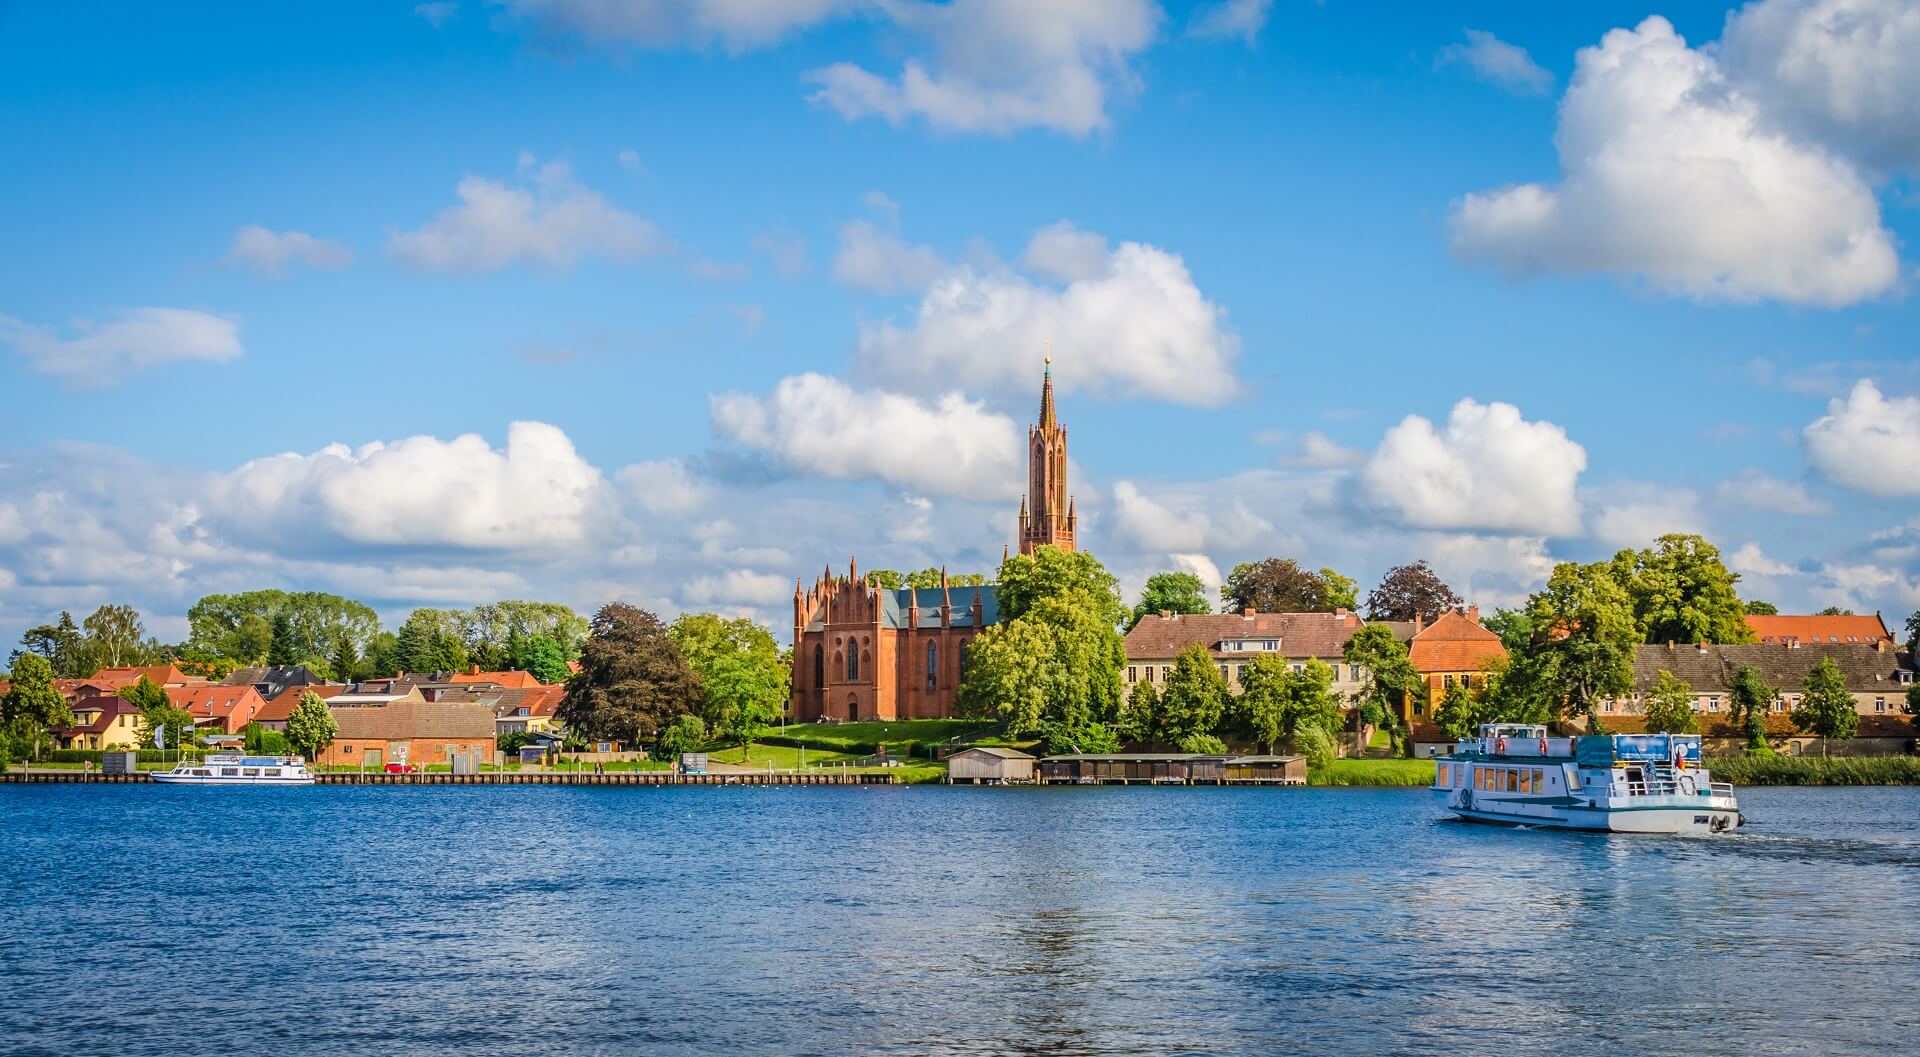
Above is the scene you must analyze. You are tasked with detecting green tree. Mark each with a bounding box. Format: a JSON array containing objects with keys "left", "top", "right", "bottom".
[
  {"left": 959, "top": 546, "right": 1127, "bottom": 752},
  {"left": 1480, "top": 608, "right": 1533, "bottom": 654},
  {"left": 1319, "top": 568, "right": 1358, "bottom": 612},
  {"left": 1906, "top": 684, "right": 1920, "bottom": 735},
  {"left": 655, "top": 714, "right": 708, "bottom": 761},
  {"left": 1159, "top": 643, "right": 1227, "bottom": 744},
  {"left": 15, "top": 612, "right": 91, "bottom": 677},
  {"left": 393, "top": 609, "right": 468, "bottom": 674},
  {"left": 268, "top": 610, "right": 298, "bottom": 666},
  {"left": 82, "top": 604, "right": 147, "bottom": 669},
  {"left": 362, "top": 632, "right": 401, "bottom": 679},
  {"left": 1220, "top": 558, "right": 1346, "bottom": 613},
  {"left": 1640, "top": 670, "right": 1701, "bottom": 734},
  {"left": 2, "top": 654, "right": 75, "bottom": 761},
  {"left": 511, "top": 635, "right": 572, "bottom": 684},
  {"left": 1433, "top": 681, "right": 1488, "bottom": 743},
  {"left": 1905, "top": 610, "right": 1920, "bottom": 653},
  {"left": 1119, "top": 680, "right": 1160, "bottom": 743},
  {"left": 242, "top": 722, "right": 290, "bottom": 755},
  {"left": 188, "top": 591, "right": 379, "bottom": 664},
  {"left": 1293, "top": 723, "right": 1336, "bottom": 769},
  {"left": 558, "top": 604, "right": 702, "bottom": 752},
  {"left": 1178, "top": 733, "right": 1228, "bottom": 754},
  {"left": 1517, "top": 561, "right": 1638, "bottom": 727},
  {"left": 461, "top": 601, "right": 590, "bottom": 660},
  {"left": 1728, "top": 665, "right": 1776, "bottom": 754},
  {"left": 328, "top": 630, "right": 362, "bottom": 683},
  {"left": 865, "top": 569, "right": 905, "bottom": 590},
  {"left": 1608, "top": 535, "right": 1754, "bottom": 645},
  {"left": 1344, "top": 623, "right": 1422, "bottom": 752},
  {"left": 1793, "top": 657, "right": 1859, "bottom": 741},
  {"left": 1817, "top": 606, "right": 1854, "bottom": 616},
  {"left": 1744, "top": 600, "right": 1779, "bottom": 616},
  {"left": 1364, "top": 561, "right": 1464, "bottom": 622},
  {"left": 230, "top": 615, "right": 274, "bottom": 665},
  {"left": 123, "top": 676, "right": 193, "bottom": 754},
  {"left": 1128, "top": 571, "right": 1212, "bottom": 631},
  {"left": 1236, "top": 654, "right": 1292, "bottom": 752},
  {"left": 669, "top": 613, "right": 789, "bottom": 760},
  {"left": 285, "top": 691, "right": 339, "bottom": 762}
]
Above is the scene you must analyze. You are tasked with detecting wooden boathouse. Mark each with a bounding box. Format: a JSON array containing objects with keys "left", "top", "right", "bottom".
[{"left": 1037, "top": 753, "right": 1306, "bottom": 786}]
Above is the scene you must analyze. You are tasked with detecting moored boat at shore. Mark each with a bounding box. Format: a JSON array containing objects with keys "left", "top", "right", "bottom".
[
  {"left": 1433, "top": 724, "right": 1741, "bottom": 834},
  {"left": 150, "top": 754, "right": 316, "bottom": 786}
]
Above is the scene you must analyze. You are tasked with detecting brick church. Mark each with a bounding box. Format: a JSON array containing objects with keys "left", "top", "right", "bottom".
[{"left": 788, "top": 364, "right": 1075, "bottom": 722}]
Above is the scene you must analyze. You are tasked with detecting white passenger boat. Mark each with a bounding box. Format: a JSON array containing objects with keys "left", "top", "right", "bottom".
[
  {"left": 1433, "top": 724, "right": 1741, "bottom": 834},
  {"left": 150, "top": 754, "right": 316, "bottom": 786}
]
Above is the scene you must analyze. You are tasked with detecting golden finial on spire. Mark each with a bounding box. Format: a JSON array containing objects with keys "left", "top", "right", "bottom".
[{"left": 1044, "top": 336, "right": 1051, "bottom": 366}]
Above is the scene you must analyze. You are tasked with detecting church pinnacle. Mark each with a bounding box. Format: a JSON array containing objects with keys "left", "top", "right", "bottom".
[{"left": 1017, "top": 355, "right": 1075, "bottom": 555}]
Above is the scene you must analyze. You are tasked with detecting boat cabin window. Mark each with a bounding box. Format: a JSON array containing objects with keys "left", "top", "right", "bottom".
[
  {"left": 221, "top": 768, "right": 239, "bottom": 777},
  {"left": 1504, "top": 770, "right": 1519, "bottom": 792},
  {"left": 265, "top": 768, "right": 281, "bottom": 777}
]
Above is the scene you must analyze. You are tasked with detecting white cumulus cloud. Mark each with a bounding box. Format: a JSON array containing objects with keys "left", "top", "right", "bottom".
[
  {"left": 210, "top": 421, "right": 606, "bottom": 550},
  {"left": 832, "top": 218, "right": 946, "bottom": 293},
  {"left": 617, "top": 458, "right": 712, "bottom": 516},
  {"left": 223, "top": 225, "right": 353, "bottom": 275},
  {"left": 1438, "top": 28, "right": 1553, "bottom": 96},
  {"left": 1279, "top": 431, "right": 1363, "bottom": 469},
  {"left": 1359, "top": 399, "right": 1587, "bottom": 536},
  {"left": 1020, "top": 220, "right": 1110, "bottom": 283},
  {"left": 806, "top": 0, "right": 1161, "bottom": 137},
  {"left": 1, "top": 308, "right": 243, "bottom": 386},
  {"left": 856, "top": 232, "right": 1240, "bottom": 406},
  {"left": 1584, "top": 482, "right": 1706, "bottom": 549},
  {"left": 389, "top": 157, "right": 664, "bottom": 272},
  {"left": 1449, "top": 16, "right": 1898, "bottom": 307},
  {"left": 1111, "top": 480, "right": 1273, "bottom": 553},
  {"left": 1803, "top": 378, "right": 1920, "bottom": 497},
  {"left": 681, "top": 568, "right": 796, "bottom": 606},
  {"left": 1722, "top": 0, "right": 1920, "bottom": 176},
  {"left": 1712, "top": 468, "right": 1833, "bottom": 515},
  {"left": 710, "top": 373, "right": 1023, "bottom": 501}
]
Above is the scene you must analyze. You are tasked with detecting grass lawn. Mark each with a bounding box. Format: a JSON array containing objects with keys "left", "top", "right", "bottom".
[
  {"left": 707, "top": 743, "right": 862, "bottom": 769},
  {"left": 756, "top": 719, "right": 996, "bottom": 757},
  {"left": 1310, "top": 758, "right": 1435, "bottom": 787}
]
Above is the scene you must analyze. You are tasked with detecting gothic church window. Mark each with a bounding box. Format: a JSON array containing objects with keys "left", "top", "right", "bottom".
[{"left": 927, "top": 641, "right": 938, "bottom": 690}]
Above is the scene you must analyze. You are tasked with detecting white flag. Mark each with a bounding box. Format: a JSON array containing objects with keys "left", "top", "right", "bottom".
[{"left": 153, "top": 725, "right": 165, "bottom": 749}]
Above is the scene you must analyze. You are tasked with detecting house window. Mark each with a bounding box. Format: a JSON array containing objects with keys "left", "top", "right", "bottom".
[
  {"left": 847, "top": 649, "right": 859, "bottom": 682},
  {"left": 1444, "top": 674, "right": 1456, "bottom": 689},
  {"left": 1127, "top": 666, "right": 1137, "bottom": 684},
  {"left": 1876, "top": 697, "right": 1887, "bottom": 713},
  {"left": 927, "top": 642, "right": 938, "bottom": 691},
  {"left": 1235, "top": 665, "right": 1245, "bottom": 682},
  {"left": 343, "top": 745, "right": 353, "bottom": 754},
  {"left": 1604, "top": 700, "right": 1615, "bottom": 713},
  {"left": 1707, "top": 696, "right": 1720, "bottom": 712},
  {"left": 1292, "top": 664, "right": 1303, "bottom": 675}
]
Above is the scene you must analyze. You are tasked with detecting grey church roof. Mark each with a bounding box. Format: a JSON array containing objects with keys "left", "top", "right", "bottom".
[{"left": 880, "top": 586, "right": 998, "bottom": 630}]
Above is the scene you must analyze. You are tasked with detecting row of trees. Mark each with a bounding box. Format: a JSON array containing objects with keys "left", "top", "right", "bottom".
[
  {"left": 554, "top": 606, "right": 792, "bottom": 762},
  {"left": 11, "top": 595, "right": 589, "bottom": 685}
]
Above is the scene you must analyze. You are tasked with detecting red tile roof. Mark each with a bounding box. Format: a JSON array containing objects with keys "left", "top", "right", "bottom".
[
  {"left": 87, "top": 665, "right": 200, "bottom": 689},
  {"left": 166, "top": 685, "right": 267, "bottom": 732},
  {"left": 449, "top": 670, "right": 545, "bottom": 688},
  {"left": 256, "top": 684, "right": 346, "bottom": 724},
  {"left": 330, "top": 698, "right": 498, "bottom": 741},
  {"left": 1408, "top": 610, "right": 1508, "bottom": 674},
  {"left": 53, "top": 695, "right": 141, "bottom": 737},
  {"left": 1122, "top": 610, "right": 1374, "bottom": 659},
  {"left": 1746, "top": 613, "right": 1894, "bottom": 646}
]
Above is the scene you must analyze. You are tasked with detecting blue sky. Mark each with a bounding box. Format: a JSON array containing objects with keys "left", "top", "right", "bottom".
[{"left": 4, "top": 0, "right": 1919, "bottom": 647}]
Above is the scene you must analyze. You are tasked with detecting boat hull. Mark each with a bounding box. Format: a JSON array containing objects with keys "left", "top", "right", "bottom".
[
  {"left": 1441, "top": 791, "right": 1741, "bottom": 834},
  {"left": 150, "top": 774, "right": 315, "bottom": 786}
]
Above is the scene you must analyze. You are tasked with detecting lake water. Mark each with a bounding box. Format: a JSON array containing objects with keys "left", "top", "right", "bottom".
[{"left": 3, "top": 784, "right": 1917, "bottom": 1056}]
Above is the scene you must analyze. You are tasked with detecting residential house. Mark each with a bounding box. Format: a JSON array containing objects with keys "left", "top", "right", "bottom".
[
  {"left": 167, "top": 685, "right": 269, "bottom": 735},
  {"left": 1120, "top": 609, "right": 1407, "bottom": 705},
  {"left": 1746, "top": 612, "right": 1896, "bottom": 647},
  {"left": 253, "top": 684, "right": 347, "bottom": 731},
  {"left": 52, "top": 695, "right": 145, "bottom": 750},
  {"left": 1403, "top": 607, "right": 1509, "bottom": 732},
  {"left": 314, "top": 699, "right": 499, "bottom": 769},
  {"left": 1599, "top": 641, "right": 1918, "bottom": 735},
  {"left": 494, "top": 685, "right": 565, "bottom": 736}
]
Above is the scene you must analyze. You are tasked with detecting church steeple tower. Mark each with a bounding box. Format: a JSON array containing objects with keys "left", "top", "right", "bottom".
[{"left": 1017, "top": 355, "right": 1075, "bottom": 555}]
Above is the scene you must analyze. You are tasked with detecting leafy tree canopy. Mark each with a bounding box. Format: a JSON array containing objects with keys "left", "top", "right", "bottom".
[
  {"left": 13, "top": 612, "right": 91, "bottom": 678},
  {"left": 1794, "top": 657, "right": 1859, "bottom": 740},
  {"left": 1729, "top": 665, "right": 1777, "bottom": 753},
  {"left": 1128, "top": 571, "right": 1212, "bottom": 631},
  {"left": 1744, "top": 600, "right": 1779, "bottom": 616},
  {"left": 959, "top": 547, "right": 1126, "bottom": 748},
  {"left": 188, "top": 591, "right": 379, "bottom": 665},
  {"left": 1220, "top": 559, "right": 1355, "bottom": 614},
  {"left": 866, "top": 568, "right": 988, "bottom": 591},
  {"left": 558, "top": 604, "right": 702, "bottom": 750},
  {"left": 1364, "top": 560, "right": 1464, "bottom": 622},
  {"left": 511, "top": 635, "right": 573, "bottom": 684},
  {"left": 285, "top": 691, "right": 339, "bottom": 761},
  {"left": 656, "top": 714, "right": 708, "bottom": 760},
  {"left": 1640, "top": 669, "right": 1701, "bottom": 734},
  {"left": 1158, "top": 643, "right": 1228, "bottom": 744},
  {"left": 393, "top": 609, "right": 470, "bottom": 675},
  {"left": 1608, "top": 534, "right": 1754, "bottom": 645},
  {"left": 1817, "top": 606, "right": 1854, "bottom": 616},
  {"left": 1, "top": 654, "right": 75, "bottom": 759},
  {"left": 669, "top": 613, "right": 789, "bottom": 757},
  {"left": 1515, "top": 561, "right": 1638, "bottom": 725}
]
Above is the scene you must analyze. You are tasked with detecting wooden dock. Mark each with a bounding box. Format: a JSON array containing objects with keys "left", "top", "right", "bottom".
[{"left": 0, "top": 771, "right": 894, "bottom": 786}]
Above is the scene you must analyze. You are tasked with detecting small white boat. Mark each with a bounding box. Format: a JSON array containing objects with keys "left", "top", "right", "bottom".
[
  {"left": 150, "top": 754, "right": 316, "bottom": 786},
  {"left": 1433, "top": 724, "right": 1741, "bottom": 834}
]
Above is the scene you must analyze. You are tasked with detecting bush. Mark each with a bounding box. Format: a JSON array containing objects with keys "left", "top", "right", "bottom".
[
  {"left": 1292, "top": 724, "right": 1336, "bottom": 769},
  {"left": 1707, "top": 754, "right": 1920, "bottom": 785},
  {"left": 1176, "top": 733, "right": 1228, "bottom": 755}
]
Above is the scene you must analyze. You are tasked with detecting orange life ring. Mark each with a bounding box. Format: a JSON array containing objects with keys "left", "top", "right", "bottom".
[
  {"left": 1494, "top": 736, "right": 1508, "bottom": 754},
  {"left": 1538, "top": 737, "right": 1550, "bottom": 755}
]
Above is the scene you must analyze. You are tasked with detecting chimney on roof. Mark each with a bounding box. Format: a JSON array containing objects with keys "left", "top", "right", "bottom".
[
  {"left": 1242, "top": 607, "right": 1255, "bottom": 618},
  {"left": 1334, "top": 607, "right": 1348, "bottom": 619},
  {"left": 1696, "top": 641, "right": 1708, "bottom": 653},
  {"left": 1467, "top": 604, "right": 1479, "bottom": 622},
  {"left": 1160, "top": 610, "right": 1174, "bottom": 620},
  {"left": 1413, "top": 613, "right": 1425, "bottom": 634},
  {"left": 469, "top": 664, "right": 480, "bottom": 676},
  {"left": 1877, "top": 638, "right": 1889, "bottom": 653}
]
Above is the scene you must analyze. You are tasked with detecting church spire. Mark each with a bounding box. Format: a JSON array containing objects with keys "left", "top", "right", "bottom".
[
  {"left": 1016, "top": 353, "right": 1075, "bottom": 556},
  {"left": 1038, "top": 347, "right": 1057, "bottom": 431}
]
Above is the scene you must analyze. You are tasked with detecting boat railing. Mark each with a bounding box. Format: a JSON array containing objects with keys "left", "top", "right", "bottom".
[
  {"left": 1624, "top": 777, "right": 1728, "bottom": 798},
  {"left": 1709, "top": 782, "right": 1735, "bottom": 798}
]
